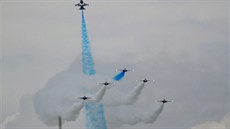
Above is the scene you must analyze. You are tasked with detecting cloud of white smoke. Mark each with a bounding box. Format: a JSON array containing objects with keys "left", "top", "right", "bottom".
[
  {"left": 32, "top": 65, "right": 156, "bottom": 127},
  {"left": 105, "top": 103, "right": 164, "bottom": 127},
  {"left": 191, "top": 115, "right": 230, "bottom": 129},
  {"left": 2, "top": 94, "right": 46, "bottom": 129}
]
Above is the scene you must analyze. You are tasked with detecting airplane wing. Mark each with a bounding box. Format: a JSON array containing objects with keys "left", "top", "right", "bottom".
[
  {"left": 137, "top": 79, "right": 154, "bottom": 82},
  {"left": 147, "top": 80, "right": 155, "bottom": 82},
  {"left": 136, "top": 80, "right": 144, "bottom": 82},
  {"left": 115, "top": 69, "right": 123, "bottom": 71},
  {"left": 75, "top": 3, "right": 81, "bottom": 6},
  {"left": 136, "top": 79, "right": 146, "bottom": 82}
]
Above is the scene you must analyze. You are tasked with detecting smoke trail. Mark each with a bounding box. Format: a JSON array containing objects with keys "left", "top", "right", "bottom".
[
  {"left": 81, "top": 11, "right": 96, "bottom": 75},
  {"left": 113, "top": 71, "right": 125, "bottom": 81},
  {"left": 93, "top": 85, "right": 107, "bottom": 102},
  {"left": 0, "top": 113, "right": 19, "bottom": 129},
  {"left": 141, "top": 103, "right": 164, "bottom": 123},
  {"left": 3, "top": 94, "right": 48, "bottom": 129},
  {"left": 33, "top": 71, "right": 86, "bottom": 127},
  {"left": 105, "top": 103, "right": 164, "bottom": 126},
  {"left": 191, "top": 115, "right": 230, "bottom": 129},
  {"left": 85, "top": 102, "right": 107, "bottom": 129},
  {"left": 59, "top": 101, "right": 84, "bottom": 122},
  {"left": 102, "top": 82, "right": 146, "bottom": 106},
  {"left": 84, "top": 86, "right": 108, "bottom": 129},
  {"left": 81, "top": 10, "right": 107, "bottom": 129}
]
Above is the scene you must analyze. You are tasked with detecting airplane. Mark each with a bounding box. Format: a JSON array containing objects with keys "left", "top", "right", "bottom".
[
  {"left": 116, "top": 68, "right": 134, "bottom": 73},
  {"left": 77, "top": 96, "right": 92, "bottom": 100},
  {"left": 137, "top": 78, "right": 154, "bottom": 83},
  {"left": 75, "top": 0, "right": 89, "bottom": 10},
  {"left": 157, "top": 99, "right": 172, "bottom": 104},
  {"left": 97, "top": 81, "right": 113, "bottom": 86}
]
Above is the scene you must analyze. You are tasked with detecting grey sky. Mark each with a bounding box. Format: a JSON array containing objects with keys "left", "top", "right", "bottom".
[{"left": 1, "top": 0, "right": 229, "bottom": 129}]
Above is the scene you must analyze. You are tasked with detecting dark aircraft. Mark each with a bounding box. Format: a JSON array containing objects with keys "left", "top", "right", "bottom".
[
  {"left": 98, "top": 81, "right": 113, "bottom": 86},
  {"left": 137, "top": 78, "right": 154, "bottom": 83},
  {"left": 116, "top": 68, "right": 134, "bottom": 73},
  {"left": 75, "top": 0, "right": 89, "bottom": 10},
  {"left": 157, "top": 99, "right": 172, "bottom": 104},
  {"left": 77, "top": 96, "right": 92, "bottom": 100}
]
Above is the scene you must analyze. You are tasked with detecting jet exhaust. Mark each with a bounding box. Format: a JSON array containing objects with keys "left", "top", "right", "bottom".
[
  {"left": 141, "top": 103, "right": 164, "bottom": 123},
  {"left": 81, "top": 11, "right": 96, "bottom": 75},
  {"left": 103, "top": 82, "right": 146, "bottom": 106},
  {"left": 81, "top": 10, "right": 107, "bottom": 129},
  {"left": 0, "top": 113, "right": 20, "bottom": 129},
  {"left": 105, "top": 103, "right": 164, "bottom": 126},
  {"left": 85, "top": 102, "right": 107, "bottom": 129},
  {"left": 113, "top": 71, "right": 125, "bottom": 81}
]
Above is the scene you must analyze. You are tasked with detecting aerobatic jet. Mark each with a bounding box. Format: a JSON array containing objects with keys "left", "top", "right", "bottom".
[
  {"left": 137, "top": 78, "right": 154, "bottom": 83},
  {"left": 77, "top": 96, "right": 92, "bottom": 100},
  {"left": 98, "top": 81, "right": 113, "bottom": 86},
  {"left": 157, "top": 99, "right": 172, "bottom": 104},
  {"left": 116, "top": 68, "right": 134, "bottom": 73},
  {"left": 75, "top": 0, "right": 89, "bottom": 10}
]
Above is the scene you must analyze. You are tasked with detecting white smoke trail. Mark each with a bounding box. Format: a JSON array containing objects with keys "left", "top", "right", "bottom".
[
  {"left": 34, "top": 73, "right": 108, "bottom": 127},
  {"left": 191, "top": 115, "right": 230, "bottom": 129},
  {"left": 0, "top": 113, "right": 20, "bottom": 129},
  {"left": 56, "top": 101, "right": 84, "bottom": 122},
  {"left": 93, "top": 85, "right": 107, "bottom": 102},
  {"left": 34, "top": 93, "right": 84, "bottom": 126},
  {"left": 141, "top": 103, "right": 164, "bottom": 123},
  {"left": 3, "top": 73, "right": 160, "bottom": 129},
  {"left": 34, "top": 77, "right": 86, "bottom": 126},
  {"left": 105, "top": 103, "right": 164, "bottom": 127},
  {"left": 103, "top": 82, "right": 146, "bottom": 106},
  {"left": 3, "top": 94, "right": 48, "bottom": 129},
  {"left": 29, "top": 58, "right": 159, "bottom": 128}
]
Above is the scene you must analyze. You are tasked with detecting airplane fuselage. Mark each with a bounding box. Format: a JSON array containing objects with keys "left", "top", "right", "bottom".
[{"left": 75, "top": 0, "right": 88, "bottom": 10}]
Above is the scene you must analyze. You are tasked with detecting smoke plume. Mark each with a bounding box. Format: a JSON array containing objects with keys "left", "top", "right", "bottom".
[
  {"left": 81, "top": 11, "right": 96, "bottom": 75},
  {"left": 113, "top": 72, "right": 125, "bottom": 81}
]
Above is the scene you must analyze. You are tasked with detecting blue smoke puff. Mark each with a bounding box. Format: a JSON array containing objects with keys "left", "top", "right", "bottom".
[{"left": 113, "top": 71, "right": 126, "bottom": 81}]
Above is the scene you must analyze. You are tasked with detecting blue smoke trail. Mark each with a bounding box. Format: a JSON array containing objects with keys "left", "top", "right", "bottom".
[
  {"left": 85, "top": 102, "right": 107, "bottom": 129},
  {"left": 81, "top": 11, "right": 96, "bottom": 75},
  {"left": 113, "top": 71, "right": 125, "bottom": 81},
  {"left": 81, "top": 11, "right": 107, "bottom": 129}
]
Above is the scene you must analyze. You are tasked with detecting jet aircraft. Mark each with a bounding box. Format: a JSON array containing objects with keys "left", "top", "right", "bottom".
[
  {"left": 75, "top": 0, "right": 89, "bottom": 10},
  {"left": 116, "top": 68, "right": 134, "bottom": 73},
  {"left": 77, "top": 96, "right": 92, "bottom": 100},
  {"left": 137, "top": 78, "right": 154, "bottom": 83},
  {"left": 157, "top": 99, "right": 172, "bottom": 104},
  {"left": 98, "top": 81, "right": 113, "bottom": 86}
]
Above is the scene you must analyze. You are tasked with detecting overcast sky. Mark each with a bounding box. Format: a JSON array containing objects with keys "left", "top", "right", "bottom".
[{"left": 1, "top": 0, "right": 229, "bottom": 129}]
